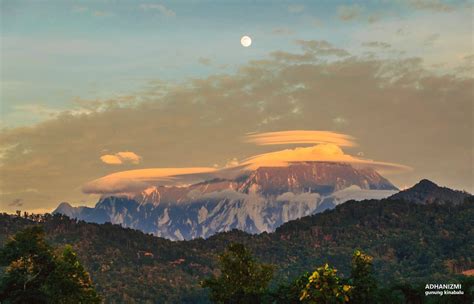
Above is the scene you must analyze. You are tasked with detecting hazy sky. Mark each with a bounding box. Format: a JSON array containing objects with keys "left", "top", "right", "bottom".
[{"left": 1, "top": 0, "right": 472, "bottom": 213}]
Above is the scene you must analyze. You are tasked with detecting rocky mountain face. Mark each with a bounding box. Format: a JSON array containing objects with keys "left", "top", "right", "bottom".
[
  {"left": 54, "top": 162, "right": 398, "bottom": 240},
  {"left": 388, "top": 179, "right": 471, "bottom": 205}
]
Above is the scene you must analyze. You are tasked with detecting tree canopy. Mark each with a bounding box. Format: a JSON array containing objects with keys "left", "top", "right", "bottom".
[
  {"left": 0, "top": 226, "right": 101, "bottom": 303},
  {"left": 349, "top": 249, "right": 377, "bottom": 303},
  {"left": 0, "top": 198, "right": 472, "bottom": 302},
  {"left": 201, "top": 243, "right": 274, "bottom": 304}
]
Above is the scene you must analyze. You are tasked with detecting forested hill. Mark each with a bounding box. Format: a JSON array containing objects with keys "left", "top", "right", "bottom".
[{"left": 1, "top": 197, "right": 473, "bottom": 303}]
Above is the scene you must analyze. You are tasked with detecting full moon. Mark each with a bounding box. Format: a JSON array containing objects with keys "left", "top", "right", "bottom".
[{"left": 241, "top": 35, "right": 252, "bottom": 47}]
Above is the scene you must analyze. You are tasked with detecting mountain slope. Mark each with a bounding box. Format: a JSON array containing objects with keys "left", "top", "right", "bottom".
[
  {"left": 54, "top": 162, "right": 398, "bottom": 240},
  {"left": 389, "top": 179, "right": 470, "bottom": 204},
  {"left": 3, "top": 194, "right": 474, "bottom": 303}
]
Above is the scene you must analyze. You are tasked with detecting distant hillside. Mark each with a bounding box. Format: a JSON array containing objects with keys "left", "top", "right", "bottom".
[
  {"left": 1, "top": 195, "right": 473, "bottom": 303},
  {"left": 389, "top": 179, "right": 471, "bottom": 205}
]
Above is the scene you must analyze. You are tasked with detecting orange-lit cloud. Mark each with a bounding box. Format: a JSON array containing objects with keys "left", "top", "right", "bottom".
[
  {"left": 100, "top": 155, "right": 123, "bottom": 165},
  {"left": 100, "top": 151, "right": 142, "bottom": 165},
  {"left": 241, "top": 143, "right": 411, "bottom": 174},
  {"left": 84, "top": 141, "right": 411, "bottom": 195},
  {"left": 244, "top": 130, "right": 355, "bottom": 147},
  {"left": 83, "top": 167, "right": 218, "bottom": 194}
]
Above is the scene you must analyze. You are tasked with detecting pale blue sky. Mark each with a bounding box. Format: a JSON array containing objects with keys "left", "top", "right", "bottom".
[
  {"left": 2, "top": 0, "right": 470, "bottom": 127},
  {"left": 1, "top": 0, "right": 473, "bottom": 212}
]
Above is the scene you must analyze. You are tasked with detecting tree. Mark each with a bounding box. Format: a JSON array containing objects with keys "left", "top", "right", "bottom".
[
  {"left": 299, "top": 263, "right": 352, "bottom": 304},
  {"left": 0, "top": 226, "right": 55, "bottom": 303},
  {"left": 201, "top": 243, "right": 274, "bottom": 304},
  {"left": 44, "top": 245, "right": 101, "bottom": 303},
  {"left": 349, "top": 250, "right": 377, "bottom": 303},
  {"left": 389, "top": 283, "right": 423, "bottom": 304},
  {"left": 0, "top": 226, "right": 101, "bottom": 303},
  {"left": 269, "top": 272, "right": 310, "bottom": 304}
]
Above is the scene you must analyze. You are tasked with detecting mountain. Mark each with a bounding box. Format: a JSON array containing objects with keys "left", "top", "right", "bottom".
[
  {"left": 388, "top": 179, "right": 471, "bottom": 205},
  {"left": 55, "top": 202, "right": 109, "bottom": 224},
  {"left": 4, "top": 193, "right": 474, "bottom": 302},
  {"left": 54, "top": 162, "right": 398, "bottom": 240}
]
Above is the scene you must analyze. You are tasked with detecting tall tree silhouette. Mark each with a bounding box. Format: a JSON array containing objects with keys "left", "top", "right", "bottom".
[
  {"left": 0, "top": 226, "right": 101, "bottom": 304},
  {"left": 201, "top": 243, "right": 274, "bottom": 304}
]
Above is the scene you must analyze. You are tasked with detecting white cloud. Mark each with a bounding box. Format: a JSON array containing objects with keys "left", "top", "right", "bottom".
[
  {"left": 191, "top": 189, "right": 250, "bottom": 202},
  {"left": 329, "top": 185, "right": 397, "bottom": 204},
  {"left": 276, "top": 192, "right": 321, "bottom": 204}
]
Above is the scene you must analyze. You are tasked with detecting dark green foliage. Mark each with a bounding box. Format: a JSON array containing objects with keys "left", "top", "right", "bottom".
[
  {"left": 267, "top": 272, "right": 310, "bottom": 303},
  {"left": 349, "top": 250, "right": 377, "bottom": 303},
  {"left": 0, "top": 226, "right": 100, "bottom": 303},
  {"left": 201, "top": 243, "right": 274, "bottom": 304},
  {"left": 271, "top": 251, "right": 378, "bottom": 303},
  {"left": 0, "top": 226, "right": 55, "bottom": 303},
  {"left": 455, "top": 275, "right": 474, "bottom": 304},
  {"left": 0, "top": 198, "right": 472, "bottom": 302},
  {"left": 44, "top": 245, "right": 101, "bottom": 303},
  {"left": 379, "top": 277, "right": 474, "bottom": 304},
  {"left": 299, "top": 263, "right": 351, "bottom": 303}
]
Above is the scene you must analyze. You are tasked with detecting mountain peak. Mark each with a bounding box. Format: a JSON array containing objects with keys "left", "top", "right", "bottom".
[
  {"left": 57, "top": 201, "right": 72, "bottom": 208},
  {"left": 53, "top": 202, "right": 75, "bottom": 217},
  {"left": 239, "top": 161, "right": 397, "bottom": 195},
  {"left": 389, "top": 179, "right": 470, "bottom": 205},
  {"left": 414, "top": 179, "right": 438, "bottom": 188},
  {"left": 55, "top": 202, "right": 73, "bottom": 211},
  {"left": 54, "top": 161, "right": 400, "bottom": 240}
]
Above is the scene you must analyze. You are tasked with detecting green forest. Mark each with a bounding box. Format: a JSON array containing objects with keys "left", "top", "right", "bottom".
[{"left": 1, "top": 198, "right": 473, "bottom": 303}]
